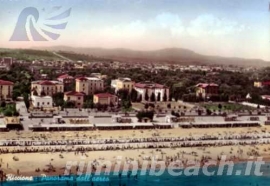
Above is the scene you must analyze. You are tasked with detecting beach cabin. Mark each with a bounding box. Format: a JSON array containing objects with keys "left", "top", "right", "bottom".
[{"left": 4, "top": 117, "right": 23, "bottom": 130}]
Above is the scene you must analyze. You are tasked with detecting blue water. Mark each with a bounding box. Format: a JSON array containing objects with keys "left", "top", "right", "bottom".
[{"left": 3, "top": 163, "right": 270, "bottom": 186}]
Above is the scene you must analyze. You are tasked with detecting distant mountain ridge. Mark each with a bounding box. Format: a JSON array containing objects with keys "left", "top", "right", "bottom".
[{"left": 34, "top": 46, "right": 269, "bottom": 67}]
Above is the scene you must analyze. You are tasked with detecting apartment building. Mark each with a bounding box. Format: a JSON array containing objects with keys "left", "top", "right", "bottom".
[
  {"left": 31, "top": 80, "right": 64, "bottom": 96},
  {"left": 195, "top": 83, "right": 219, "bottom": 99},
  {"left": 64, "top": 91, "right": 85, "bottom": 108},
  {"left": 111, "top": 78, "right": 134, "bottom": 93},
  {"left": 0, "top": 79, "right": 13, "bottom": 101},
  {"left": 93, "top": 93, "right": 118, "bottom": 105},
  {"left": 75, "top": 77, "right": 104, "bottom": 95}
]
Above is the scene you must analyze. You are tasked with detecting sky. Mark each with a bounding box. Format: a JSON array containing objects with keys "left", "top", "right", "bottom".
[{"left": 0, "top": 0, "right": 270, "bottom": 60}]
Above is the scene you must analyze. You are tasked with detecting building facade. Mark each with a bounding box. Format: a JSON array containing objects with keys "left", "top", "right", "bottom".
[
  {"left": 195, "top": 83, "right": 219, "bottom": 99},
  {"left": 64, "top": 91, "right": 85, "bottom": 108},
  {"left": 134, "top": 81, "right": 169, "bottom": 102},
  {"left": 57, "top": 74, "right": 75, "bottom": 91},
  {"left": 31, "top": 80, "right": 64, "bottom": 96},
  {"left": 93, "top": 93, "right": 118, "bottom": 105},
  {"left": 57, "top": 74, "right": 74, "bottom": 84},
  {"left": 76, "top": 77, "right": 104, "bottom": 95},
  {"left": 0, "top": 80, "right": 13, "bottom": 101},
  {"left": 31, "top": 95, "right": 53, "bottom": 108},
  {"left": 111, "top": 78, "right": 134, "bottom": 93}
]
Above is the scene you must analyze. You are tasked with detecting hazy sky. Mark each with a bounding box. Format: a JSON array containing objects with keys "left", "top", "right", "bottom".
[{"left": 0, "top": 0, "right": 270, "bottom": 60}]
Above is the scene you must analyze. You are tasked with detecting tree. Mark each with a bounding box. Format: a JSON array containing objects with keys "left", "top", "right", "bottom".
[
  {"left": 0, "top": 101, "right": 6, "bottom": 108},
  {"left": 23, "top": 93, "right": 30, "bottom": 109},
  {"left": 218, "top": 104, "right": 222, "bottom": 110},
  {"left": 130, "top": 89, "right": 138, "bottom": 102},
  {"left": 52, "top": 92, "right": 64, "bottom": 107},
  {"left": 122, "top": 100, "right": 132, "bottom": 110},
  {"left": 150, "top": 92, "right": 156, "bottom": 102},
  {"left": 137, "top": 95, "right": 142, "bottom": 102},
  {"left": 136, "top": 110, "right": 154, "bottom": 122},
  {"left": 117, "top": 89, "right": 129, "bottom": 100},
  {"left": 157, "top": 93, "right": 161, "bottom": 102},
  {"left": 12, "top": 89, "right": 21, "bottom": 100},
  {"left": 145, "top": 89, "right": 149, "bottom": 101},
  {"left": 3, "top": 109, "right": 12, "bottom": 117},
  {"left": 66, "top": 101, "right": 75, "bottom": 108},
  {"left": 32, "top": 89, "right": 38, "bottom": 96},
  {"left": 40, "top": 91, "right": 46, "bottom": 96},
  {"left": 83, "top": 99, "right": 94, "bottom": 109},
  {"left": 163, "top": 92, "right": 167, "bottom": 102},
  {"left": 206, "top": 109, "right": 212, "bottom": 116}
]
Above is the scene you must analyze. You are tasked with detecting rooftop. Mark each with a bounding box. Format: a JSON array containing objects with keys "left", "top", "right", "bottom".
[
  {"left": 32, "top": 80, "right": 63, "bottom": 85},
  {"left": 65, "top": 91, "right": 85, "bottom": 96},
  {"left": 0, "top": 79, "right": 14, "bottom": 85},
  {"left": 58, "top": 74, "right": 74, "bottom": 79},
  {"left": 134, "top": 81, "right": 167, "bottom": 89},
  {"left": 94, "top": 93, "right": 115, "bottom": 98}
]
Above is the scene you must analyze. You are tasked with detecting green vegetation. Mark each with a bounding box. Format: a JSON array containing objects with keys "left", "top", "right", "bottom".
[
  {"left": 136, "top": 110, "right": 154, "bottom": 122},
  {"left": 58, "top": 51, "right": 111, "bottom": 62},
  {"left": 83, "top": 95, "right": 94, "bottom": 109},
  {"left": 0, "top": 64, "right": 34, "bottom": 109},
  {"left": 201, "top": 103, "right": 255, "bottom": 112},
  {"left": 0, "top": 103, "right": 19, "bottom": 117},
  {"left": 67, "top": 68, "right": 255, "bottom": 103},
  {"left": 0, "top": 48, "right": 61, "bottom": 61}
]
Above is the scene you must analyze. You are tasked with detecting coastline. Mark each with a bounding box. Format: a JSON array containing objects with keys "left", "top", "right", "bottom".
[{"left": 1, "top": 145, "right": 270, "bottom": 177}]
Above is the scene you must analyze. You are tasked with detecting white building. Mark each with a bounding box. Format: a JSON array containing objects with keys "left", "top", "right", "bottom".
[
  {"left": 134, "top": 81, "right": 169, "bottom": 102},
  {"left": 31, "top": 95, "right": 53, "bottom": 108}
]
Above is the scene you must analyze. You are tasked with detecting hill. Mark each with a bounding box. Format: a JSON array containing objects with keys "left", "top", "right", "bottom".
[
  {"left": 33, "top": 46, "right": 270, "bottom": 67},
  {"left": 0, "top": 48, "right": 61, "bottom": 61}
]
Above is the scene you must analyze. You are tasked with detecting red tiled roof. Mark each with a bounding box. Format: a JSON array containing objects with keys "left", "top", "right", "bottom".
[
  {"left": 0, "top": 80, "right": 13, "bottom": 85},
  {"left": 76, "top": 77, "right": 88, "bottom": 81},
  {"left": 94, "top": 93, "right": 114, "bottom": 98},
  {"left": 134, "top": 82, "right": 167, "bottom": 89},
  {"left": 262, "top": 81, "right": 270, "bottom": 85},
  {"left": 65, "top": 91, "right": 85, "bottom": 96},
  {"left": 58, "top": 74, "right": 73, "bottom": 79},
  {"left": 39, "top": 80, "right": 56, "bottom": 85}
]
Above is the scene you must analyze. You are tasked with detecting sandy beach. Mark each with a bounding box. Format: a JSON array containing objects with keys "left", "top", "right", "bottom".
[
  {"left": 1, "top": 145, "right": 270, "bottom": 176},
  {"left": 1, "top": 126, "right": 270, "bottom": 176},
  {"left": 1, "top": 126, "right": 269, "bottom": 141}
]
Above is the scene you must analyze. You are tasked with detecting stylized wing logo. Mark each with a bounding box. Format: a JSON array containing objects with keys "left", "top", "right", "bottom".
[{"left": 10, "top": 7, "right": 71, "bottom": 41}]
